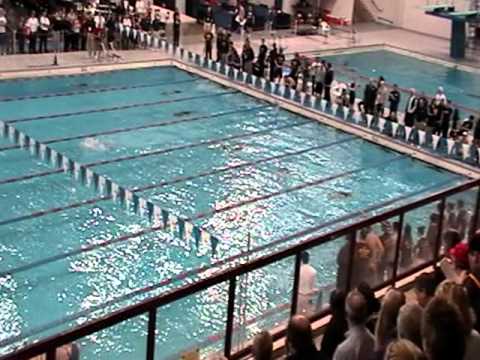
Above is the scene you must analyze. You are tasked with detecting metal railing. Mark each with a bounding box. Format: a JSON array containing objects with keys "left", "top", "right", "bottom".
[{"left": 1, "top": 175, "right": 479, "bottom": 360}]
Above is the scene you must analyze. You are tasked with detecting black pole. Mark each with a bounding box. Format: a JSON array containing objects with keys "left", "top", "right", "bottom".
[
  {"left": 434, "top": 199, "right": 446, "bottom": 263},
  {"left": 290, "top": 252, "right": 302, "bottom": 316},
  {"left": 146, "top": 309, "right": 157, "bottom": 360},
  {"left": 391, "top": 214, "right": 404, "bottom": 286},
  {"left": 46, "top": 349, "right": 56, "bottom": 360},
  {"left": 345, "top": 230, "right": 357, "bottom": 291},
  {"left": 224, "top": 277, "right": 237, "bottom": 359}
]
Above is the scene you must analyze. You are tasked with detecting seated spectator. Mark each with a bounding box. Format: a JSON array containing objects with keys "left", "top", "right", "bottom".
[
  {"left": 333, "top": 290, "right": 374, "bottom": 360},
  {"left": 286, "top": 315, "right": 322, "bottom": 360},
  {"left": 253, "top": 331, "right": 273, "bottom": 360},
  {"left": 397, "top": 304, "right": 423, "bottom": 349},
  {"left": 374, "top": 289, "right": 406, "bottom": 360},
  {"left": 384, "top": 339, "right": 425, "bottom": 360},
  {"left": 422, "top": 297, "right": 466, "bottom": 360},
  {"left": 320, "top": 290, "right": 348, "bottom": 360},
  {"left": 414, "top": 273, "right": 437, "bottom": 308}
]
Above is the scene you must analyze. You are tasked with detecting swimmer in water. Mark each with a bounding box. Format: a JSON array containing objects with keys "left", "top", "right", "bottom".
[{"left": 81, "top": 137, "right": 108, "bottom": 151}]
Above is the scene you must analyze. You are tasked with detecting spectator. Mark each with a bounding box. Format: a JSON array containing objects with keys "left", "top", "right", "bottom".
[
  {"left": 465, "top": 231, "right": 480, "bottom": 332},
  {"left": 298, "top": 251, "right": 318, "bottom": 314},
  {"left": 441, "top": 283, "right": 480, "bottom": 360},
  {"left": 286, "top": 315, "right": 322, "bottom": 360},
  {"left": 414, "top": 273, "right": 437, "bottom": 308},
  {"left": 252, "top": 331, "right": 273, "bottom": 360},
  {"left": 374, "top": 289, "right": 406, "bottom": 359},
  {"left": 38, "top": 10, "right": 50, "bottom": 53},
  {"left": 241, "top": 40, "right": 255, "bottom": 74},
  {"left": 85, "top": 14, "right": 96, "bottom": 58},
  {"left": 375, "top": 80, "right": 388, "bottom": 118},
  {"left": 388, "top": 84, "right": 401, "bottom": 120},
  {"left": 363, "top": 79, "right": 377, "bottom": 115},
  {"left": 434, "top": 86, "right": 447, "bottom": 107},
  {"left": 25, "top": 11, "right": 39, "bottom": 53},
  {"left": 320, "top": 290, "right": 348, "bottom": 360},
  {"left": 323, "top": 62, "right": 334, "bottom": 103},
  {"left": 204, "top": 30, "right": 213, "bottom": 60},
  {"left": 422, "top": 297, "right": 466, "bottom": 360},
  {"left": 404, "top": 89, "right": 418, "bottom": 127},
  {"left": 473, "top": 118, "right": 480, "bottom": 147},
  {"left": 400, "top": 223, "right": 414, "bottom": 269},
  {"left": 172, "top": 8, "right": 180, "bottom": 47},
  {"left": 348, "top": 82, "right": 356, "bottom": 109},
  {"left": 333, "top": 290, "right": 374, "bottom": 360},
  {"left": 0, "top": 8, "right": 7, "bottom": 55},
  {"left": 384, "top": 339, "right": 425, "bottom": 360},
  {"left": 397, "top": 303, "right": 423, "bottom": 349}
]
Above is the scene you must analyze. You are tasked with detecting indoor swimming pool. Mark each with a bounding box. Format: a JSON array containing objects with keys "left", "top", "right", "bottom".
[
  {"left": 0, "top": 66, "right": 470, "bottom": 359},
  {"left": 322, "top": 49, "right": 480, "bottom": 115}
]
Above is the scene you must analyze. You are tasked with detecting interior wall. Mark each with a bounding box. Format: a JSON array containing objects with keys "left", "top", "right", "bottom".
[{"left": 370, "top": 0, "right": 451, "bottom": 39}]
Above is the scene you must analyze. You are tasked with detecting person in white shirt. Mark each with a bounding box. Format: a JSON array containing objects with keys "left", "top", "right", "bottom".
[
  {"left": 297, "top": 251, "right": 318, "bottom": 315},
  {"left": 434, "top": 86, "right": 447, "bottom": 107},
  {"left": 25, "top": 11, "right": 39, "bottom": 53},
  {"left": 0, "top": 8, "right": 7, "bottom": 55},
  {"left": 38, "top": 11, "right": 50, "bottom": 53}
]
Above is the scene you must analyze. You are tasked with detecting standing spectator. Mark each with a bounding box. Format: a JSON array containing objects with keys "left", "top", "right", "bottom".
[
  {"left": 254, "top": 38, "right": 268, "bottom": 77},
  {"left": 348, "top": 82, "right": 356, "bottom": 109},
  {"left": 416, "top": 94, "right": 428, "bottom": 129},
  {"left": 241, "top": 40, "right": 255, "bottom": 73},
  {"left": 297, "top": 251, "right": 317, "bottom": 314},
  {"left": 388, "top": 84, "right": 401, "bottom": 121},
  {"left": 203, "top": 7, "right": 213, "bottom": 33},
  {"left": 375, "top": 80, "right": 388, "bottom": 118},
  {"left": 321, "top": 290, "right": 348, "bottom": 360},
  {"left": 121, "top": 15, "right": 132, "bottom": 50},
  {"left": 397, "top": 304, "right": 423, "bottom": 349},
  {"left": 384, "top": 339, "right": 425, "bottom": 360},
  {"left": 38, "top": 11, "right": 50, "bottom": 53},
  {"left": 16, "top": 15, "right": 26, "bottom": 54},
  {"left": 474, "top": 118, "right": 480, "bottom": 147},
  {"left": 313, "top": 60, "right": 326, "bottom": 98},
  {"left": 440, "top": 100, "right": 453, "bottom": 138},
  {"left": 422, "top": 297, "right": 466, "bottom": 360},
  {"left": 434, "top": 86, "right": 447, "bottom": 106},
  {"left": 252, "top": 331, "right": 273, "bottom": 360},
  {"left": 71, "top": 13, "right": 82, "bottom": 52},
  {"left": 363, "top": 79, "right": 377, "bottom": 115},
  {"left": 374, "top": 289, "right": 406, "bottom": 360},
  {"left": 204, "top": 30, "right": 213, "bottom": 60},
  {"left": 85, "top": 14, "right": 96, "bottom": 58},
  {"left": 172, "top": 8, "right": 180, "bottom": 47},
  {"left": 25, "top": 11, "right": 39, "bottom": 53},
  {"left": 465, "top": 231, "right": 480, "bottom": 332},
  {"left": 404, "top": 89, "right": 418, "bottom": 127},
  {"left": 333, "top": 290, "right": 375, "bottom": 360},
  {"left": 267, "top": 42, "right": 278, "bottom": 81},
  {"left": 286, "top": 315, "right": 321, "bottom": 360},
  {"left": 414, "top": 273, "right": 437, "bottom": 308},
  {"left": 0, "top": 8, "right": 7, "bottom": 55},
  {"left": 324, "top": 62, "right": 334, "bottom": 103}
]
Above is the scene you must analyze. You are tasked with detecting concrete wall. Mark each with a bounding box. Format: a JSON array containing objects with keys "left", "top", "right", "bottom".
[{"left": 365, "top": 0, "right": 452, "bottom": 39}]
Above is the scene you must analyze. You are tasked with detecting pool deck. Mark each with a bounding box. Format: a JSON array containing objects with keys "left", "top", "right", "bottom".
[{"left": 0, "top": 22, "right": 479, "bottom": 73}]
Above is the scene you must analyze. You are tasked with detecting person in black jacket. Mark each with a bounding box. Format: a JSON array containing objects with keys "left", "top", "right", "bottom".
[
  {"left": 321, "top": 290, "right": 348, "bottom": 360},
  {"left": 363, "top": 79, "right": 377, "bottom": 115},
  {"left": 388, "top": 84, "right": 400, "bottom": 120},
  {"left": 172, "top": 8, "right": 180, "bottom": 47},
  {"left": 323, "top": 62, "right": 334, "bottom": 103}
]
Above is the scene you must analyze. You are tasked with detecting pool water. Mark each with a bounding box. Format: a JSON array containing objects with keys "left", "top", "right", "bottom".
[
  {"left": 0, "top": 66, "right": 467, "bottom": 359},
  {"left": 323, "top": 49, "right": 480, "bottom": 114}
]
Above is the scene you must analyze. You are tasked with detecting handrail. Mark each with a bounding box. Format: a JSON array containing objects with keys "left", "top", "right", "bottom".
[{"left": 2, "top": 176, "right": 479, "bottom": 360}]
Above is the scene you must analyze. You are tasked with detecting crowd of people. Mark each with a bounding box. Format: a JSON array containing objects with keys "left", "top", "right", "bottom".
[{"left": 248, "top": 228, "right": 480, "bottom": 360}]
